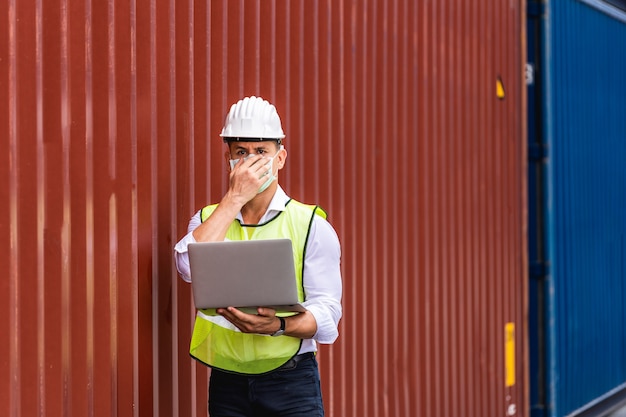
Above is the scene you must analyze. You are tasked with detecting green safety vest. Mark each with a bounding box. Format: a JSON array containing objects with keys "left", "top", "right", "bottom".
[{"left": 189, "top": 199, "right": 327, "bottom": 374}]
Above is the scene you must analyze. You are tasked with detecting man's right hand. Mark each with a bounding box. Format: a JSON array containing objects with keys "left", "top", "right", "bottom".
[
  {"left": 191, "top": 154, "right": 272, "bottom": 243},
  {"left": 228, "top": 154, "right": 270, "bottom": 203}
]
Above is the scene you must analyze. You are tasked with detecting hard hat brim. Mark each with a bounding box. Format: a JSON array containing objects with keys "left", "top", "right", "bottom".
[{"left": 222, "top": 137, "right": 283, "bottom": 143}]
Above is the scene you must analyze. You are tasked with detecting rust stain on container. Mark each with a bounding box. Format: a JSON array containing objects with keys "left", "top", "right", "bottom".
[{"left": 0, "top": 1, "right": 526, "bottom": 416}]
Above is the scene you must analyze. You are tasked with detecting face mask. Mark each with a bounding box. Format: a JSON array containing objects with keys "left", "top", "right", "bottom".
[{"left": 229, "top": 153, "right": 278, "bottom": 194}]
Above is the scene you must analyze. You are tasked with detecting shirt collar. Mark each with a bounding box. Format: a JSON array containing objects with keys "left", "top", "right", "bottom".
[
  {"left": 235, "top": 185, "right": 290, "bottom": 224},
  {"left": 268, "top": 185, "right": 290, "bottom": 212}
]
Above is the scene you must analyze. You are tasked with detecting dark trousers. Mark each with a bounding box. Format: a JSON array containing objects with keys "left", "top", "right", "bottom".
[{"left": 208, "top": 355, "right": 324, "bottom": 417}]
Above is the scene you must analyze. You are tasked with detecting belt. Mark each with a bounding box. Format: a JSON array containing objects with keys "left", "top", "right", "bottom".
[{"left": 276, "top": 352, "right": 316, "bottom": 371}]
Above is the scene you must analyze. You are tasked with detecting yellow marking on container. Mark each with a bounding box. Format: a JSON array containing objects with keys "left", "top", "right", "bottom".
[
  {"left": 505, "top": 322, "right": 515, "bottom": 387},
  {"left": 497, "top": 76, "right": 506, "bottom": 100}
]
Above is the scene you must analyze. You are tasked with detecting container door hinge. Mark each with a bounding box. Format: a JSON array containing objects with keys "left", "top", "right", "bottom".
[
  {"left": 530, "top": 261, "right": 550, "bottom": 280},
  {"left": 529, "top": 143, "right": 548, "bottom": 162},
  {"left": 527, "top": 1, "right": 546, "bottom": 17}
]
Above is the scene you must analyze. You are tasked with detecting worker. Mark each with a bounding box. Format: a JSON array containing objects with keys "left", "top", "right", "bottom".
[{"left": 174, "top": 96, "right": 343, "bottom": 416}]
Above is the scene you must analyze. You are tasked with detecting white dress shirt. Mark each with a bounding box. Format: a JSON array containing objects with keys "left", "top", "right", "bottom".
[{"left": 174, "top": 186, "right": 343, "bottom": 352}]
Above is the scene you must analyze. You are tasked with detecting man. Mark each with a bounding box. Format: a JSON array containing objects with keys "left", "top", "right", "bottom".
[{"left": 174, "top": 96, "right": 343, "bottom": 417}]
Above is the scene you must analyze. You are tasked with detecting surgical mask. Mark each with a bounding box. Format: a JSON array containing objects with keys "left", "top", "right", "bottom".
[{"left": 229, "top": 153, "right": 277, "bottom": 194}]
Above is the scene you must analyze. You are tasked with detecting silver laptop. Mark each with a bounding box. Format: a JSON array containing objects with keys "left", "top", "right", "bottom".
[{"left": 188, "top": 239, "right": 305, "bottom": 312}]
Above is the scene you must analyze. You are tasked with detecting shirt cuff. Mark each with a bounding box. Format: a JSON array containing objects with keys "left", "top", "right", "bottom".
[
  {"left": 173, "top": 232, "right": 197, "bottom": 282},
  {"left": 303, "top": 302, "right": 340, "bottom": 344},
  {"left": 174, "top": 231, "right": 197, "bottom": 253}
]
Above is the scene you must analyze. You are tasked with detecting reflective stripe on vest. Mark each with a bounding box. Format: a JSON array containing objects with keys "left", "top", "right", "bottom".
[{"left": 189, "top": 199, "right": 327, "bottom": 374}]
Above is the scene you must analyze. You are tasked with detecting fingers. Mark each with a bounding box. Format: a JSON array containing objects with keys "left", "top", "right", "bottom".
[
  {"left": 246, "top": 156, "right": 272, "bottom": 178},
  {"left": 230, "top": 155, "right": 271, "bottom": 184},
  {"left": 228, "top": 158, "right": 267, "bottom": 199},
  {"left": 256, "top": 306, "right": 277, "bottom": 317},
  {"left": 217, "top": 306, "right": 278, "bottom": 334}
]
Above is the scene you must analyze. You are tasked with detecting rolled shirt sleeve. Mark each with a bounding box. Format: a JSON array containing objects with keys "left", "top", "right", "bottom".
[
  {"left": 301, "top": 215, "right": 343, "bottom": 344},
  {"left": 173, "top": 210, "right": 202, "bottom": 283}
]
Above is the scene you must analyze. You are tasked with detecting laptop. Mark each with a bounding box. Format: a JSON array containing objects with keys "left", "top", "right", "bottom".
[{"left": 188, "top": 238, "right": 306, "bottom": 313}]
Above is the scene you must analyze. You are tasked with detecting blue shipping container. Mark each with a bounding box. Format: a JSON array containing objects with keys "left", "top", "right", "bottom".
[{"left": 528, "top": 0, "right": 626, "bottom": 416}]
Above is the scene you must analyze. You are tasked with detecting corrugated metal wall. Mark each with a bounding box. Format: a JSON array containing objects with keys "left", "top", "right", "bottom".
[
  {"left": 535, "top": 1, "right": 626, "bottom": 416},
  {"left": 1, "top": 1, "right": 526, "bottom": 416}
]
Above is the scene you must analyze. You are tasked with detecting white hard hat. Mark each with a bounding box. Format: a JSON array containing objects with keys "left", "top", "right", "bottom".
[{"left": 220, "top": 96, "right": 285, "bottom": 142}]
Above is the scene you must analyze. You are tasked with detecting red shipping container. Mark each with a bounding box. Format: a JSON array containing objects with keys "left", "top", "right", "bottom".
[{"left": 0, "top": 1, "right": 526, "bottom": 416}]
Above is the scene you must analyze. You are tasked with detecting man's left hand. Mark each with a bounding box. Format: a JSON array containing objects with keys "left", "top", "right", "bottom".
[{"left": 217, "top": 306, "right": 281, "bottom": 335}]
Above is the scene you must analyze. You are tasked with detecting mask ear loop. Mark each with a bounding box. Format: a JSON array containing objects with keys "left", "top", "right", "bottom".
[
  {"left": 266, "top": 145, "right": 284, "bottom": 175},
  {"left": 273, "top": 145, "right": 285, "bottom": 172}
]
